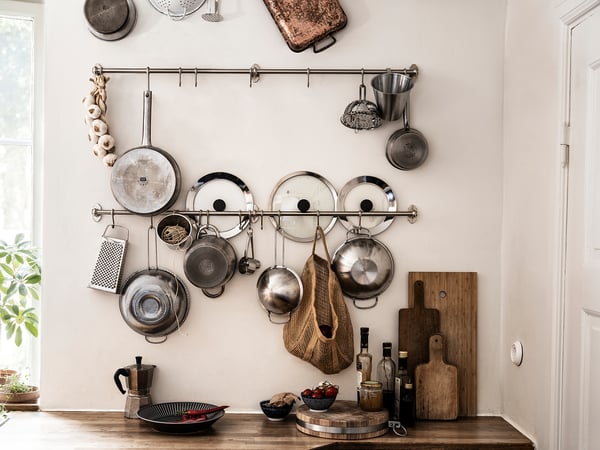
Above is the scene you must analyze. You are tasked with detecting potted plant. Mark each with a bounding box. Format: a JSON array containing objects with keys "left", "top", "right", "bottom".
[
  {"left": 0, "top": 373, "right": 39, "bottom": 404},
  {"left": 0, "top": 233, "right": 41, "bottom": 347}
]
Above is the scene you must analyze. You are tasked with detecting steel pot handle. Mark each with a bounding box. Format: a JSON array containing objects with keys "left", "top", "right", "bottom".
[
  {"left": 202, "top": 286, "right": 225, "bottom": 298},
  {"left": 197, "top": 223, "right": 221, "bottom": 239},
  {"left": 145, "top": 335, "right": 168, "bottom": 344},
  {"left": 268, "top": 311, "right": 292, "bottom": 324},
  {"left": 352, "top": 297, "right": 379, "bottom": 310}
]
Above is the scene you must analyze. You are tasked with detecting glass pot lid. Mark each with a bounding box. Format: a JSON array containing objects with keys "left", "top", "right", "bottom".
[
  {"left": 268, "top": 171, "right": 337, "bottom": 242},
  {"left": 337, "top": 175, "right": 397, "bottom": 236},
  {"left": 185, "top": 172, "right": 254, "bottom": 239}
]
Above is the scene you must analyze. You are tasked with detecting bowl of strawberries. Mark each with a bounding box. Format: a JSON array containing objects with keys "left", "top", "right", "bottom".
[{"left": 300, "top": 381, "right": 339, "bottom": 412}]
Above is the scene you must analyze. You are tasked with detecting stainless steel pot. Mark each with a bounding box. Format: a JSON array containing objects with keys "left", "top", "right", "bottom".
[
  {"left": 256, "top": 227, "right": 303, "bottom": 323},
  {"left": 119, "top": 269, "right": 190, "bottom": 343},
  {"left": 84, "top": 0, "right": 137, "bottom": 41},
  {"left": 331, "top": 228, "right": 394, "bottom": 309},
  {"left": 183, "top": 224, "right": 237, "bottom": 298},
  {"left": 111, "top": 91, "right": 181, "bottom": 216},
  {"left": 385, "top": 98, "right": 429, "bottom": 170}
]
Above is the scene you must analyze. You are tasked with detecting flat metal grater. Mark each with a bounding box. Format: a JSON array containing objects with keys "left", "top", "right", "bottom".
[{"left": 89, "top": 225, "right": 129, "bottom": 293}]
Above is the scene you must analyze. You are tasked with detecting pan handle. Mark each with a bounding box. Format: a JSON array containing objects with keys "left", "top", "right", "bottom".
[
  {"left": 145, "top": 335, "right": 168, "bottom": 344},
  {"left": 202, "top": 286, "right": 225, "bottom": 298},
  {"left": 352, "top": 297, "right": 378, "bottom": 310},
  {"left": 268, "top": 311, "right": 292, "bottom": 324},
  {"left": 141, "top": 90, "right": 153, "bottom": 147}
]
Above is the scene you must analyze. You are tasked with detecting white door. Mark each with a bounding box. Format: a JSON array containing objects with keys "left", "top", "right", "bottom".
[{"left": 562, "top": 9, "right": 600, "bottom": 450}]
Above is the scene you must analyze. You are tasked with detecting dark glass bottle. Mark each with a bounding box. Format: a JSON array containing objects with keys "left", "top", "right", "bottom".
[
  {"left": 399, "top": 382, "right": 415, "bottom": 427},
  {"left": 394, "top": 350, "right": 408, "bottom": 420},
  {"left": 376, "top": 342, "right": 396, "bottom": 418}
]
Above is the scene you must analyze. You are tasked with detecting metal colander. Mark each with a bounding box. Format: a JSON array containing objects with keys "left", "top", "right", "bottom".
[
  {"left": 89, "top": 225, "right": 129, "bottom": 293},
  {"left": 341, "top": 75, "right": 383, "bottom": 131},
  {"left": 147, "top": 0, "right": 207, "bottom": 20}
]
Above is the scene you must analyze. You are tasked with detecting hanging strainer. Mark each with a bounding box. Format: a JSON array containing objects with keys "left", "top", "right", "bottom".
[
  {"left": 340, "top": 71, "right": 383, "bottom": 131},
  {"left": 147, "top": 0, "right": 207, "bottom": 20},
  {"left": 89, "top": 225, "right": 129, "bottom": 293}
]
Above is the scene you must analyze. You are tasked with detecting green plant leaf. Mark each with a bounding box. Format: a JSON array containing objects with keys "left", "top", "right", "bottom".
[
  {"left": 15, "top": 327, "right": 22, "bottom": 346},
  {"left": 24, "top": 321, "right": 38, "bottom": 337},
  {"left": 14, "top": 233, "right": 25, "bottom": 244}
]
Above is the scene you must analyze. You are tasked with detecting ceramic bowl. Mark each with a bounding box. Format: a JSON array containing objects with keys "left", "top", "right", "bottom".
[
  {"left": 300, "top": 393, "right": 336, "bottom": 412},
  {"left": 259, "top": 400, "right": 293, "bottom": 421}
]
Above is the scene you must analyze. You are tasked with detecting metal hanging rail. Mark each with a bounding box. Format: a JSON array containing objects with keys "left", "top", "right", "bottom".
[
  {"left": 91, "top": 205, "right": 419, "bottom": 224},
  {"left": 92, "top": 63, "right": 418, "bottom": 86}
]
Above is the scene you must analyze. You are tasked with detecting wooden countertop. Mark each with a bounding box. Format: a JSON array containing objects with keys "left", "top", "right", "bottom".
[{"left": 1, "top": 411, "right": 534, "bottom": 450}]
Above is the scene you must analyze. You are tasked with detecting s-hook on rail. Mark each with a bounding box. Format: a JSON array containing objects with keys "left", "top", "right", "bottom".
[
  {"left": 91, "top": 205, "right": 419, "bottom": 224},
  {"left": 92, "top": 63, "right": 418, "bottom": 87}
]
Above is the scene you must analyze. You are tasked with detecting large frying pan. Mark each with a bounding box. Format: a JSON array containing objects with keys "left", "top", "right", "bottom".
[{"left": 111, "top": 91, "right": 181, "bottom": 216}]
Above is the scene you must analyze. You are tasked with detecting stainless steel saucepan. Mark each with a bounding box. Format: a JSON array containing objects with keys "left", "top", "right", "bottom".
[{"left": 183, "top": 224, "right": 237, "bottom": 298}]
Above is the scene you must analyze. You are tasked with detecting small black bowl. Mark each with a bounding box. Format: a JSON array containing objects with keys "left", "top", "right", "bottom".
[
  {"left": 259, "top": 400, "right": 293, "bottom": 421},
  {"left": 300, "top": 394, "right": 336, "bottom": 412}
]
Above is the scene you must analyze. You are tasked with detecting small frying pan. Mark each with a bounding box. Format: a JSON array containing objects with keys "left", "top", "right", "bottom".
[
  {"left": 111, "top": 90, "right": 181, "bottom": 216},
  {"left": 385, "top": 99, "right": 429, "bottom": 170}
]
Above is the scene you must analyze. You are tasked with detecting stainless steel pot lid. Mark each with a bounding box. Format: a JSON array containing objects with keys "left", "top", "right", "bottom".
[
  {"left": 337, "top": 176, "right": 397, "bottom": 236},
  {"left": 111, "top": 147, "right": 180, "bottom": 215},
  {"left": 186, "top": 172, "right": 254, "bottom": 239},
  {"left": 269, "top": 171, "right": 337, "bottom": 242},
  {"left": 119, "top": 269, "right": 189, "bottom": 337},
  {"left": 84, "top": 0, "right": 137, "bottom": 41}
]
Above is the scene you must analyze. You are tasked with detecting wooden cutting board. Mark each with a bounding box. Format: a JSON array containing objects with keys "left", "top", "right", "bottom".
[
  {"left": 398, "top": 280, "right": 440, "bottom": 380},
  {"left": 415, "top": 334, "right": 458, "bottom": 420},
  {"left": 295, "top": 400, "right": 389, "bottom": 440},
  {"left": 408, "top": 272, "right": 477, "bottom": 417}
]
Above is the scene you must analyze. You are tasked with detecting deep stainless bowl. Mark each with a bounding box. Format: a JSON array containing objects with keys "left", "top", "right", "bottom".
[
  {"left": 256, "top": 265, "right": 303, "bottom": 320},
  {"left": 332, "top": 234, "right": 394, "bottom": 300}
]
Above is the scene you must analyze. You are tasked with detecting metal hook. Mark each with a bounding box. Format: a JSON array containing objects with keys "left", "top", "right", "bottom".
[
  {"left": 306, "top": 68, "right": 310, "bottom": 88},
  {"left": 205, "top": 209, "right": 210, "bottom": 227},
  {"left": 178, "top": 67, "right": 182, "bottom": 87},
  {"left": 260, "top": 210, "right": 264, "bottom": 230},
  {"left": 238, "top": 210, "right": 243, "bottom": 231},
  {"left": 316, "top": 210, "right": 320, "bottom": 228},
  {"left": 111, "top": 209, "right": 115, "bottom": 228},
  {"left": 146, "top": 67, "right": 151, "bottom": 91},
  {"left": 358, "top": 210, "right": 363, "bottom": 228},
  {"left": 249, "top": 64, "right": 260, "bottom": 88},
  {"left": 360, "top": 68, "right": 365, "bottom": 84},
  {"left": 194, "top": 67, "right": 198, "bottom": 87}
]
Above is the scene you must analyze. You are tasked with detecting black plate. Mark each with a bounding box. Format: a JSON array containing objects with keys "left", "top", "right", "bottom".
[{"left": 137, "top": 402, "right": 225, "bottom": 434}]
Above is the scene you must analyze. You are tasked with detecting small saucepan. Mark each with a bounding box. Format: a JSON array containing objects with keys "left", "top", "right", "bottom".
[
  {"left": 385, "top": 98, "right": 429, "bottom": 170},
  {"left": 331, "top": 227, "right": 394, "bottom": 309},
  {"left": 183, "top": 224, "right": 237, "bottom": 298}
]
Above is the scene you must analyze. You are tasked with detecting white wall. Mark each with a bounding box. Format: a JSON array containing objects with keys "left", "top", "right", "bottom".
[
  {"left": 41, "top": 0, "right": 506, "bottom": 415},
  {"left": 501, "top": 1, "right": 563, "bottom": 448}
]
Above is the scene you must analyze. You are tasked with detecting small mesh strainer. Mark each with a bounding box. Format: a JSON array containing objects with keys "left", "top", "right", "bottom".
[
  {"left": 340, "top": 72, "right": 383, "bottom": 131},
  {"left": 147, "top": 0, "right": 207, "bottom": 20}
]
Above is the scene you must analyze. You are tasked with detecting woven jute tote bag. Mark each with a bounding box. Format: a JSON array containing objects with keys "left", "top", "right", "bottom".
[{"left": 283, "top": 226, "right": 354, "bottom": 374}]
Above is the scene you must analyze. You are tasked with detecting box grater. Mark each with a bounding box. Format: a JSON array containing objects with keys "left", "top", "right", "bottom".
[{"left": 89, "top": 225, "right": 129, "bottom": 293}]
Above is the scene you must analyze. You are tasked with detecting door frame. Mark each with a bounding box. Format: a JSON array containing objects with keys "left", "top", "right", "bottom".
[{"left": 552, "top": 1, "right": 600, "bottom": 449}]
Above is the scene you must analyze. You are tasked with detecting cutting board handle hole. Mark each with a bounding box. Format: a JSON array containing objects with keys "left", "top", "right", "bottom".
[{"left": 439, "top": 290, "right": 447, "bottom": 299}]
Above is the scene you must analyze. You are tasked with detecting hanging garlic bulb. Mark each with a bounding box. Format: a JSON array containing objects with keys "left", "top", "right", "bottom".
[
  {"left": 93, "top": 144, "right": 107, "bottom": 158},
  {"left": 88, "top": 128, "right": 99, "bottom": 144},
  {"left": 86, "top": 104, "right": 102, "bottom": 120},
  {"left": 102, "top": 153, "right": 118, "bottom": 167},
  {"left": 91, "top": 119, "right": 108, "bottom": 136},
  {"left": 98, "top": 134, "right": 115, "bottom": 151}
]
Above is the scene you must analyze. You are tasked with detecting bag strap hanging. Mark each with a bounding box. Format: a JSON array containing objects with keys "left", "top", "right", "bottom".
[{"left": 311, "top": 225, "right": 332, "bottom": 263}]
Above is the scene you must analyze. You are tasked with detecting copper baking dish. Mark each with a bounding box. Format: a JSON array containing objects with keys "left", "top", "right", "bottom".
[{"left": 263, "top": 0, "right": 347, "bottom": 53}]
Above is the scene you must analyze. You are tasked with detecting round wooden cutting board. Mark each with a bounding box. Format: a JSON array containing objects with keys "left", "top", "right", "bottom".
[{"left": 296, "top": 400, "right": 389, "bottom": 440}]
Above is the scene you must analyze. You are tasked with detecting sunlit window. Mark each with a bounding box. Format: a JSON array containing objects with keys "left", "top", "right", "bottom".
[{"left": 0, "top": 2, "right": 43, "bottom": 386}]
